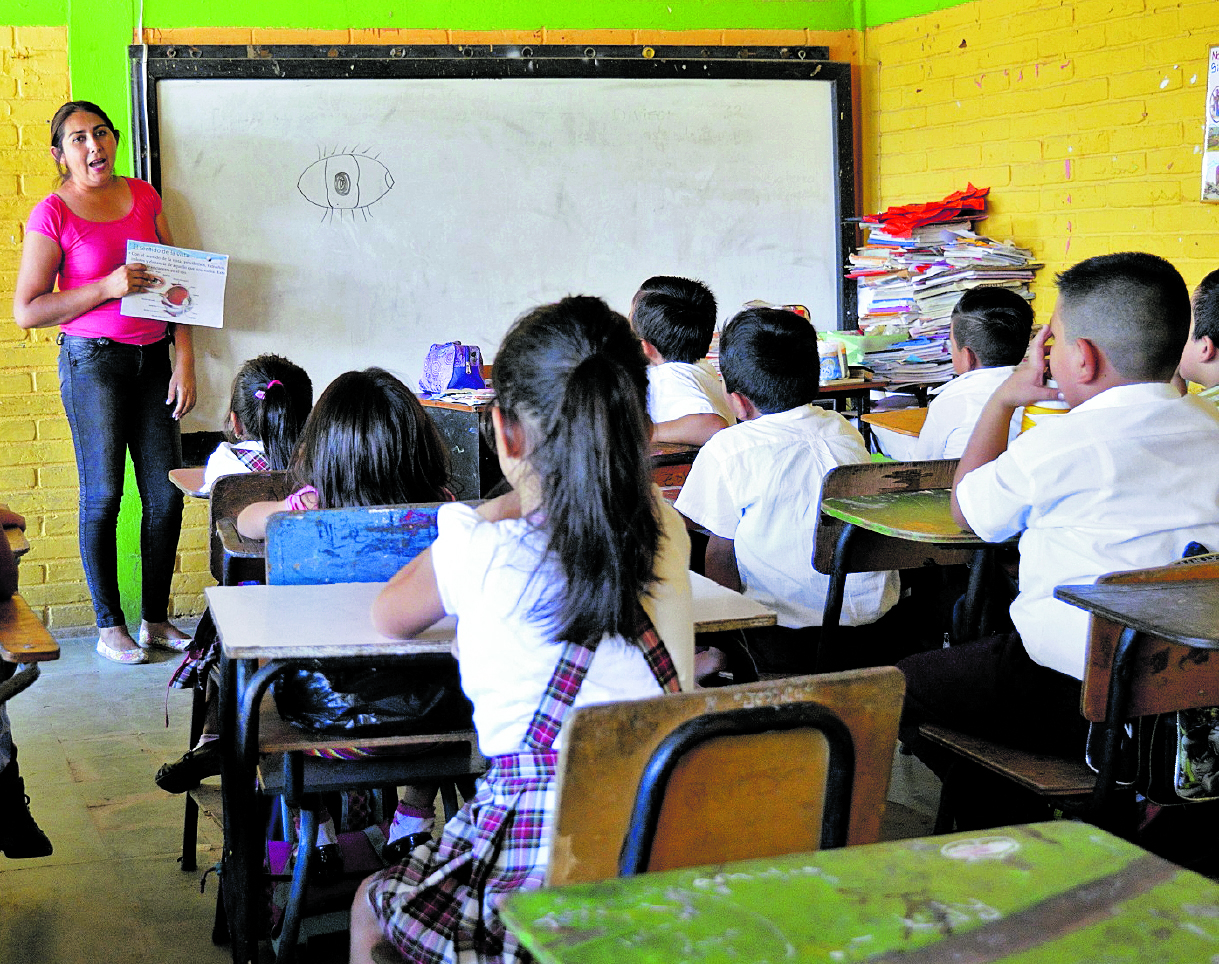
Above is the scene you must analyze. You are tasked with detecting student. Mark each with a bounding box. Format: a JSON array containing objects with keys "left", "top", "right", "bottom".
[
  {"left": 632, "top": 275, "right": 735, "bottom": 446},
  {"left": 160, "top": 369, "right": 453, "bottom": 871},
  {"left": 898, "top": 252, "right": 1219, "bottom": 822},
  {"left": 675, "top": 307, "right": 899, "bottom": 678},
  {"left": 913, "top": 286, "right": 1034, "bottom": 461},
  {"left": 1179, "top": 268, "right": 1219, "bottom": 405},
  {"left": 350, "top": 296, "right": 694, "bottom": 964},
  {"left": 0, "top": 503, "right": 52, "bottom": 858},
  {"left": 200, "top": 353, "right": 313, "bottom": 494}
]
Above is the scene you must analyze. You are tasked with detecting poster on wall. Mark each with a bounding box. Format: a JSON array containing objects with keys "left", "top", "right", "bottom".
[{"left": 1204, "top": 45, "right": 1219, "bottom": 201}]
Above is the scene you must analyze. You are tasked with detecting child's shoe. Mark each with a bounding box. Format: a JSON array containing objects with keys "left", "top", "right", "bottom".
[
  {"left": 0, "top": 761, "right": 53, "bottom": 858},
  {"left": 381, "top": 800, "right": 436, "bottom": 864}
]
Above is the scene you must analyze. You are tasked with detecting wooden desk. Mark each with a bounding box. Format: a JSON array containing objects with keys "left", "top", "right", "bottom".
[
  {"left": 208, "top": 572, "right": 773, "bottom": 962},
  {"left": 420, "top": 397, "right": 502, "bottom": 500},
  {"left": 168, "top": 466, "right": 208, "bottom": 499},
  {"left": 861, "top": 406, "right": 928, "bottom": 438},
  {"left": 501, "top": 821, "right": 1219, "bottom": 964},
  {"left": 821, "top": 488, "right": 981, "bottom": 545}
]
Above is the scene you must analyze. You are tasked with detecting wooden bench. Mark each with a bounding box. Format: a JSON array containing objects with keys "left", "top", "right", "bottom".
[{"left": 0, "top": 595, "right": 60, "bottom": 707}]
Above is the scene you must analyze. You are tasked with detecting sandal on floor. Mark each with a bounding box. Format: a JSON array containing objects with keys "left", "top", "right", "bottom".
[
  {"left": 138, "top": 627, "right": 193, "bottom": 652},
  {"left": 96, "top": 637, "right": 149, "bottom": 665}
]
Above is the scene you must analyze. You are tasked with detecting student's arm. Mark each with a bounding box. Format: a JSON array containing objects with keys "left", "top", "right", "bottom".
[
  {"left": 951, "top": 325, "right": 1059, "bottom": 528},
  {"left": 652, "top": 413, "right": 729, "bottom": 447},
  {"left": 236, "top": 493, "right": 315, "bottom": 540},
  {"left": 703, "top": 534, "right": 741, "bottom": 593},
  {"left": 372, "top": 549, "right": 447, "bottom": 639}
]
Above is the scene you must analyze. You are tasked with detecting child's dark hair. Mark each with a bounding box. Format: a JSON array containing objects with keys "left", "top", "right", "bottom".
[
  {"left": 1192, "top": 269, "right": 1219, "bottom": 345},
  {"left": 631, "top": 276, "right": 718, "bottom": 364},
  {"left": 950, "top": 287, "right": 1035, "bottom": 368},
  {"left": 288, "top": 367, "right": 450, "bottom": 509},
  {"left": 1055, "top": 252, "right": 1190, "bottom": 381},
  {"left": 225, "top": 354, "right": 313, "bottom": 470},
  {"left": 495, "top": 296, "right": 660, "bottom": 648},
  {"left": 719, "top": 307, "right": 820, "bottom": 414}
]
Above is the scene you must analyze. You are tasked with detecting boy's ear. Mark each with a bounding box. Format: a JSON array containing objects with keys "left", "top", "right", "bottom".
[
  {"left": 1074, "top": 337, "right": 1103, "bottom": 384},
  {"left": 727, "top": 391, "right": 760, "bottom": 422},
  {"left": 959, "top": 345, "right": 980, "bottom": 372},
  {"left": 1201, "top": 335, "right": 1219, "bottom": 363},
  {"left": 639, "top": 338, "right": 665, "bottom": 365}
]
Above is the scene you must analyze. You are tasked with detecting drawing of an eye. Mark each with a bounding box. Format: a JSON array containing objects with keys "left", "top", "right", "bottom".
[{"left": 297, "top": 149, "right": 394, "bottom": 220}]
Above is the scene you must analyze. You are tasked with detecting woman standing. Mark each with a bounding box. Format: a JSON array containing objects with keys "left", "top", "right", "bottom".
[{"left": 13, "top": 101, "right": 195, "bottom": 664}]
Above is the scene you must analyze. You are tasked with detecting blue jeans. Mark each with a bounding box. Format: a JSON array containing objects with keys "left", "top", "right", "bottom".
[{"left": 58, "top": 335, "right": 183, "bottom": 628}]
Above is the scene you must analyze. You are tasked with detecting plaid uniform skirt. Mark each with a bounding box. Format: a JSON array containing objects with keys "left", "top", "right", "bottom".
[{"left": 366, "top": 750, "right": 556, "bottom": 964}]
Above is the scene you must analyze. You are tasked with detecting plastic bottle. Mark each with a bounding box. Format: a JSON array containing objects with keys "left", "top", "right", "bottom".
[{"left": 820, "top": 338, "right": 849, "bottom": 382}]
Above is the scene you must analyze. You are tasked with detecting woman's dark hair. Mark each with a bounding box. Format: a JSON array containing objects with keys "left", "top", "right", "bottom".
[
  {"left": 288, "top": 367, "right": 450, "bottom": 509},
  {"left": 49, "top": 101, "right": 119, "bottom": 183},
  {"left": 494, "top": 295, "right": 660, "bottom": 648},
  {"left": 225, "top": 354, "right": 313, "bottom": 470}
]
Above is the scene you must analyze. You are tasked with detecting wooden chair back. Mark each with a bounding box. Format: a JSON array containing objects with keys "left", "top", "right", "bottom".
[
  {"left": 548, "top": 667, "right": 905, "bottom": 886},
  {"left": 813, "top": 459, "right": 976, "bottom": 574},
  {"left": 208, "top": 470, "right": 290, "bottom": 583}
]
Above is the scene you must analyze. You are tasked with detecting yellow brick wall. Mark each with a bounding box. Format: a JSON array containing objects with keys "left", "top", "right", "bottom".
[{"left": 860, "top": 0, "right": 1219, "bottom": 313}]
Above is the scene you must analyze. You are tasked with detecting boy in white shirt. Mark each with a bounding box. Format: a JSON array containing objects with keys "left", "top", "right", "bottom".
[
  {"left": 913, "top": 286, "right": 1034, "bottom": 460},
  {"left": 632, "top": 276, "right": 736, "bottom": 446},
  {"left": 676, "top": 307, "right": 900, "bottom": 677},
  {"left": 898, "top": 252, "right": 1219, "bottom": 824},
  {"left": 1178, "top": 268, "right": 1219, "bottom": 407}
]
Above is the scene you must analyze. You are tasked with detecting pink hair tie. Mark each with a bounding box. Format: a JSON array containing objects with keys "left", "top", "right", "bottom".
[{"left": 254, "top": 379, "right": 283, "bottom": 400}]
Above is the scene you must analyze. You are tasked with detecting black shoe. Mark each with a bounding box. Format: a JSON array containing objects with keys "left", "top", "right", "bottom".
[
  {"left": 156, "top": 741, "right": 222, "bottom": 794},
  {"left": 0, "top": 766, "right": 53, "bottom": 858},
  {"left": 381, "top": 830, "right": 433, "bottom": 866}
]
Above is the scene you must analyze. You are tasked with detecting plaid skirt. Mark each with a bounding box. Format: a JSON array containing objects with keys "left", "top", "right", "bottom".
[{"left": 366, "top": 750, "right": 556, "bottom": 964}]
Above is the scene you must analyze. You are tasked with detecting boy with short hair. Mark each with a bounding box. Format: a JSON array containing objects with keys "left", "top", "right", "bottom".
[
  {"left": 898, "top": 252, "right": 1219, "bottom": 799},
  {"left": 632, "top": 276, "right": 736, "bottom": 446},
  {"left": 675, "top": 307, "right": 899, "bottom": 676},
  {"left": 913, "top": 286, "right": 1035, "bottom": 460},
  {"left": 1178, "top": 268, "right": 1219, "bottom": 405}
]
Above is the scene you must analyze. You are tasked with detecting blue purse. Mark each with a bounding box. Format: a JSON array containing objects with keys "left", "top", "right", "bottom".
[{"left": 419, "top": 341, "right": 486, "bottom": 395}]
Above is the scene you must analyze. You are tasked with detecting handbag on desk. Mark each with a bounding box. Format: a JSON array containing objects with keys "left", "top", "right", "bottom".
[{"left": 418, "top": 341, "right": 486, "bottom": 395}]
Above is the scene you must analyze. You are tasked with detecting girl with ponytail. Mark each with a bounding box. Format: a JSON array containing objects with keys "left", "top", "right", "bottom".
[
  {"left": 352, "top": 296, "right": 695, "bottom": 964},
  {"left": 201, "top": 353, "right": 313, "bottom": 494}
]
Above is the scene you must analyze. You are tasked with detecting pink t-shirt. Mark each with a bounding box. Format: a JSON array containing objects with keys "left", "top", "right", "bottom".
[{"left": 25, "top": 177, "right": 170, "bottom": 345}]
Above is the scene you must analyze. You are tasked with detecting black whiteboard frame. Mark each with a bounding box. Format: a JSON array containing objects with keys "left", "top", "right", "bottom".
[{"left": 129, "top": 43, "right": 856, "bottom": 328}]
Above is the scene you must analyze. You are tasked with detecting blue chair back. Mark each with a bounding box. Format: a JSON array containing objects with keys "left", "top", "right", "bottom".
[{"left": 264, "top": 503, "right": 446, "bottom": 586}]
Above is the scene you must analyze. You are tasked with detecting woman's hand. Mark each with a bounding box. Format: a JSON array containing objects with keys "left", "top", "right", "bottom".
[
  {"left": 167, "top": 324, "right": 197, "bottom": 419},
  {"left": 102, "top": 262, "right": 158, "bottom": 301}
]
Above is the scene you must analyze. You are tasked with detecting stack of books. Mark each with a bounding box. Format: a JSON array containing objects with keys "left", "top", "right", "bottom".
[{"left": 845, "top": 194, "right": 1041, "bottom": 389}]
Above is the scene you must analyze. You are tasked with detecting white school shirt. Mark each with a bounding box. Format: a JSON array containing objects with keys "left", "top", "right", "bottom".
[
  {"left": 430, "top": 497, "right": 694, "bottom": 757},
  {"left": 201, "top": 440, "right": 266, "bottom": 495},
  {"left": 913, "top": 366, "right": 1021, "bottom": 462},
  {"left": 956, "top": 382, "right": 1219, "bottom": 680},
  {"left": 675, "top": 404, "right": 900, "bottom": 629},
  {"left": 647, "top": 359, "right": 736, "bottom": 426}
]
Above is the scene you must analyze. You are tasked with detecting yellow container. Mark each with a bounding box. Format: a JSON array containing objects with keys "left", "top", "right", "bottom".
[{"left": 1020, "top": 399, "right": 1070, "bottom": 432}]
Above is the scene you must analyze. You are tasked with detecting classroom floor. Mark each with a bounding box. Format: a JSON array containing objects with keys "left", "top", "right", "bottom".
[{"left": 0, "top": 623, "right": 940, "bottom": 964}]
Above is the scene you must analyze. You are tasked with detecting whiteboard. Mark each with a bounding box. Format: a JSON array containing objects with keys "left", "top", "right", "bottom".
[{"left": 137, "top": 49, "right": 852, "bottom": 432}]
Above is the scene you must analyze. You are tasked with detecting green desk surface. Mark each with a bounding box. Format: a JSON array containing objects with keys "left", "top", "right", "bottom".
[
  {"left": 502, "top": 822, "right": 1219, "bottom": 964},
  {"left": 821, "top": 488, "right": 983, "bottom": 544}
]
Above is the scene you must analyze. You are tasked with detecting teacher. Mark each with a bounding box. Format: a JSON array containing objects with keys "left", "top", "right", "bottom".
[{"left": 13, "top": 100, "right": 196, "bottom": 664}]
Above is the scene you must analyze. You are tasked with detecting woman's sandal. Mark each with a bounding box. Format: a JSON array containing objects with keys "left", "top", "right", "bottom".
[
  {"left": 96, "top": 637, "right": 149, "bottom": 665},
  {"left": 138, "top": 627, "right": 193, "bottom": 652}
]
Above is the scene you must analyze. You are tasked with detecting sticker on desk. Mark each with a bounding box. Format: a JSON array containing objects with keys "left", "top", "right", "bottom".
[{"left": 940, "top": 836, "right": 1020, "bottom": 862}]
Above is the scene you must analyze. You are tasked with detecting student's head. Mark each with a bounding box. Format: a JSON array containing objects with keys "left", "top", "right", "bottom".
[
  {"left": 494, "top": 295, "right": 659, "bottom": 647},
  {"left": 949, "top": 287, "right": 1034, "bottom": 373},
  {"left": 630, "top": 275, "right": 717, "bottom": 364},
  {"left": 288, "top": 367, "right": 450, "bottom": 509},
  {"left": 1180, "top": 268, "right": 1219, "bottom": 387},
  {"left": 719, "top": 307, "right": 820, "bottom": 415},
  {"left": 225, "top": 354, "right": 313, "bottom": 471},
  {"left": 49, "top": 101, "right": 119, "bottom": 185},
  {"left": 1050, "top": 253, "right": 1190, "bottom": 396}
]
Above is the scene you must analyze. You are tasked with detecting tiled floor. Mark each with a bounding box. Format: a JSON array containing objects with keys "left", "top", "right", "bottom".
[{"left": 0, "top": 623, "right": 940, "bottom": 964}]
